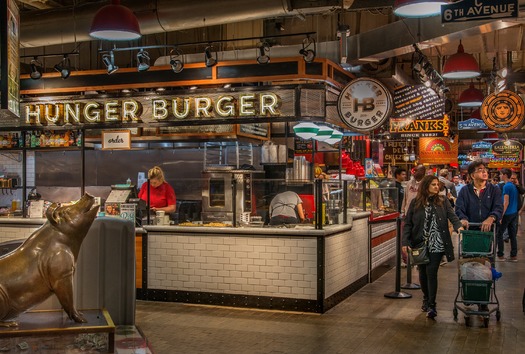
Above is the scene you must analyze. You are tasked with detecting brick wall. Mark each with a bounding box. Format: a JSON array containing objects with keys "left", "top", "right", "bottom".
[
  {"left": 147, "top": 232, "right": 318, "bottom": 300},
  {"left": 324, "top": 217, "right": 369, "bottom": 298}
]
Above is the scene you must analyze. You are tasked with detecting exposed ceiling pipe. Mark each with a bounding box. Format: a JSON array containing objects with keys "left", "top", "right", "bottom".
[{"left": 19, "top": 0, "right": 341, "bottom": 48}]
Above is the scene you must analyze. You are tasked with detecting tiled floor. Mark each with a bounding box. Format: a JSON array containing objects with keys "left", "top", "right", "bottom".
[{"left": 135, "top": 230, "right": 525, "bottom": 353}]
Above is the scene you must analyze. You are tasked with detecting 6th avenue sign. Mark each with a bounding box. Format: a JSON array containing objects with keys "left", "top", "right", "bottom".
[{"left": 441, "top": 0, "right": 518, "bottom": 23}]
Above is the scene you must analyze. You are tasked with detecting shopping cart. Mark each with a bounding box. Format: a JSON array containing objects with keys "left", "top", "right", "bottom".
[{"left": 453, "top": 224, "right": 501, "bottom": 327}]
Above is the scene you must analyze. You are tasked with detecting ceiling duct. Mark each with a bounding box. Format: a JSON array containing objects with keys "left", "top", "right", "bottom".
[
  {"left": 19, "top": 0, "right": 341, "bottom": 48},
  {"left": 344, "top": 15, "right": 521, "bottom": 63}
]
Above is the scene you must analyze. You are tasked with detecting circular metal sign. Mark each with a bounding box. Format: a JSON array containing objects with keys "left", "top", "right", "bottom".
[
  {"left": 481, "top": 90, "right": 525, "bottom": 132},
  {"left": 337, "top": 78, "right": 393, "bottom": 133}
]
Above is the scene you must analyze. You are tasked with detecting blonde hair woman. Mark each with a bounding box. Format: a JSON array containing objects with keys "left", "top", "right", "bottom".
[{"left": 138, "top": 166, "right": 176, "bottom": 214}]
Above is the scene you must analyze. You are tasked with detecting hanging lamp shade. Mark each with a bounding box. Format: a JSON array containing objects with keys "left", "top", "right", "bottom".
[
  {"left": 293, "top": 122, "right": 320, "bottom": 140},
  {"left": 442, "top": 41, "right": 480, "bottom": 79},
  {"left": 313, "top": 126, "right": 334, "bottom": 141},
  {"left": 89, "top": 0, "right": 141, "bottom": 41},
  {"left": 482, "top": 132, "right": 499, "bottom": 141},
  {"left": 324, "top": 130, "right": 344, "bottom": 145},
  {"left": 393, "top": 0, "right": 448, "bottom": 18},
  {"left": 458, "top": 83, "right": 484, "bottom": 107}
]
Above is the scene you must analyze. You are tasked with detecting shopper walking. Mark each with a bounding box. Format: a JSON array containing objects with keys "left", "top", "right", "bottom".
[
  {"left": 402, "top": 175, "right": 463, "bottom": 319},
  {"left": 455, "top": 161, "right": 503, "bottom": 233},
  {"left": 496, "top": 168, "right": 519, "bottom": 261}
]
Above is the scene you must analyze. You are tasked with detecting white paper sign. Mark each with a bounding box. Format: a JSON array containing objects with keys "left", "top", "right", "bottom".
[
  {"left": 102, "top": 131, "right": 131, "bottom": 150},
  {"left": 28, "top": 200, "right": 44, "bottom": 218}
]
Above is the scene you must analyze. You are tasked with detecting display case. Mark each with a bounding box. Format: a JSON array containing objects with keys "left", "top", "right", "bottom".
[{"left": 346, "top": 177, "right": 399, "bottom": 221}]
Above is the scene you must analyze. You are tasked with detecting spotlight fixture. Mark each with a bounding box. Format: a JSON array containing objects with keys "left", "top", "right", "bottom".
[
  {"left": 136, "top": 49, "right": 150, "bottom": 72},
  {"left": 102, "top": 51, "right": 118, "bottom": 74},
  {"left": 54, "top": 55, "right": 71, "bottom": 79},
  {"left": 169, "top": 48, "right": 184, "bottom": 73},
  {"left": 442, "top": 40, "right": 480, "bottom": 79},
  {"left": 204, "top": 46, "right": 217, "bottom": 67},
  {"left": 393, "top": 0, "right": 448, "bottom": 18},
  {"left": 89, "top": 0, "right": 141, "bottom": 41},
  {"left": 29, "top": 57, "right": 43, "bottom": 80},
  {"left": 299, "top": 36, "right": 316, "bottom": 63},
  {"left": 256, "top": 42, "right": 271, "bottom": 65}
]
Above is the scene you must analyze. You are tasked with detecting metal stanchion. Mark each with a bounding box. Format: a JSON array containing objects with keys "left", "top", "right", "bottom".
[
  {"left": 384, "top": 216, "right": 412, "bottom": 299},
  {"left": 400, "top": 217, "right": 420, "bottom": 290}
]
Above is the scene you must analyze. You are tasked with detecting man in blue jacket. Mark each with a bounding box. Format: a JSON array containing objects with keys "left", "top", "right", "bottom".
[
  {"left": 497, "top": 168, "right": 519, "bottom": 261},
  {"left": 455, "top": 161, "right": 503, "bottom": 233}
]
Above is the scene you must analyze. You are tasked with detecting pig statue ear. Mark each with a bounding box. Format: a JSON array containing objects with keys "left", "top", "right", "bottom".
[{"left": 46, "top": 203, "right": 61, "bottom": 227}]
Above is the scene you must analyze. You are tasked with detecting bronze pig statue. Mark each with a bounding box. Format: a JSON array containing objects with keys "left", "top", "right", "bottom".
[{"left": 0, "top": 193, "right": 99, "bottom": 327}]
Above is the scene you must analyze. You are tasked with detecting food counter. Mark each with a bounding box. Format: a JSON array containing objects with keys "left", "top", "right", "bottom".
[{"left": 0, "top": 209, "right": 400, "bottom": 314}]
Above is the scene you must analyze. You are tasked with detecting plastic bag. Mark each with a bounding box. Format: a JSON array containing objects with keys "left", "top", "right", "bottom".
[{"left": 461, "top": 261, "right": 492, "bottom": 281}]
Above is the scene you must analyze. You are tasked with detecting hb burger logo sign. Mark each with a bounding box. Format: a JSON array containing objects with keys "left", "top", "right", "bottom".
[
  {"left": 481, "top": 90, "right": 525, "bottom": 132},
  {"left": 337, "top": 78, "right": 393, "bottom": 133}
]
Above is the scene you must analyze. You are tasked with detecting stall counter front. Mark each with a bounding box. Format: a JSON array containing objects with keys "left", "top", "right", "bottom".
[{"left": 137, "top": 212, "right": 370, "bottom": 313}]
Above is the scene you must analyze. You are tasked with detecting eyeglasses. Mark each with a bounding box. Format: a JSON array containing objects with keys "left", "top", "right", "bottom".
[{"left": 476, "top": 168, "right": 488, "bottom": 173}]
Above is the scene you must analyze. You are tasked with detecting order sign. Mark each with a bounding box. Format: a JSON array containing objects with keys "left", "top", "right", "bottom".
[
  {"left": 337, "top": 78, "right": 392, "bottom": 133},
  {"left": 481, "top": 90, "right": 525, "bottom": 132}
]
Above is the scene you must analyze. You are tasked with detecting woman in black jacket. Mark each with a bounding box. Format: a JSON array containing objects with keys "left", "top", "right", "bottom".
[{"left": 402, "top": 175, "right": 463, "bottom": 319}]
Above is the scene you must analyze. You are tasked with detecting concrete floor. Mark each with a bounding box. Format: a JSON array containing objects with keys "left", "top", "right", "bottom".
[{"left": 135, "top": 230, "right": 525, "bottom": 354}]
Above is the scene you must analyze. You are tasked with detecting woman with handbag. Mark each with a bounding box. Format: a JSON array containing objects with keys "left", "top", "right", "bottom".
[{"left": 402, "top": 175, "right": 463, "bottom": 319}]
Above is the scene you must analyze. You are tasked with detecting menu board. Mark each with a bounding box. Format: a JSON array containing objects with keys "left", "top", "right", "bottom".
[
  {"left": 237, "top": 123, "right": 270, "bottom": 139},
  {"left": 392, "top": 85, "right": 444, "bottom": 120}
]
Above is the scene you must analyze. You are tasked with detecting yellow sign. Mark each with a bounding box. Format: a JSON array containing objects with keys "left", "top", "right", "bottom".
[
  {"left": 389, "top": 115, "right": 449, "bottom": 138},
  {"left": 481, "top": 90, "right": 525, "bottom": 132},
  {"left": 419, "top": 137, "right": 458, "bottom": 164}
]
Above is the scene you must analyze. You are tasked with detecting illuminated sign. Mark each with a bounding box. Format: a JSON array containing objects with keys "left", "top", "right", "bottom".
[
  {"left": 458, "top": 118, "right": 487, "bottom": 130},
  {"left": 419, "top": 137, "right": 458, "bottom": 164},
  {"left": 22, "top": 92, "right": 282, "bottom": 126},
  {"left": 338, "top": 78, "right": 393, "bottom": 133},
  {"left": 389, "top": 115, "right": 449, "bottom": 138},
  {"left": 481, "top": 90, "right": 525, "bottom": 132},
  {"left": 492, "top": 139, "right": 523, "bottom": 156}
]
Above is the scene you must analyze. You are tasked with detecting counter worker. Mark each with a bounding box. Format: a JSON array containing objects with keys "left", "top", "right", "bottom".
[
  {"left": 269, "top": 191, "right": 305, "bottom": 225},
  {"left": 138, "top": 166, "right": 176, "bottom": 214}
]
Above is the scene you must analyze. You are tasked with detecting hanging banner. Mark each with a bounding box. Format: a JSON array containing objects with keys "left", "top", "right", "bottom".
[
  {"left": 481, "top": 90, "right": 525, "bottom": 132},
  {"left": 441, "top": 0, "right": 518, "bottom": 23},
  {"left": 419, "top": 137, "right": 458, "bottom": 165},
  {"left": 392, "top": 85, "right": 445, "bottom": 120},
  {"left": 337, "top": 78, "right": 393, "bottom": 133}
]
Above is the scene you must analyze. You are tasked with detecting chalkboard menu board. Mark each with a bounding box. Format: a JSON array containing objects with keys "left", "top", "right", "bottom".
[{"left": 294, "top": 136, "right": 313, "bottom": 154}]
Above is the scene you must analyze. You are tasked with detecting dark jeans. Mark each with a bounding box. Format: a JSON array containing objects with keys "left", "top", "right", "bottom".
[
  {"left": 270, "top": 215, "right": 298, "bottom": 225},
  {"left": 418, "top": 252, "right": 443, "bottom": 309},
  {"left": 497, "top": 213, "right": 518, "bottom": 257}
]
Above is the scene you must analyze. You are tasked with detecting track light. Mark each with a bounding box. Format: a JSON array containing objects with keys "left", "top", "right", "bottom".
[
  {"left": 102, "top": 51, "right": 118, "bottom": 74},
  {"left": 169, "top": 48, "right": 184, "bottom": 73},
  {"left": 30, "top": 57, "right": 43, "bottom": 80},
  {"left": 257, "top": 42, "right": 271, "bottom": 65},
  {"left": 137, "top": 49, "right": 150, "bottom": 72},
  {"left": 299, "top": 36, "right": 316, "bottom": 63},
  {"left": 204, "top": 46, "right": 217, "bottom": 67},
  {"left": 54, "top": 55, "right": 71, "bottom": 79}
]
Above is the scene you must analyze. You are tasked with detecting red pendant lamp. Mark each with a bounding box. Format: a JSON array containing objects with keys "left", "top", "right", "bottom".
[
  {"left": 89, "top": 0, "right": 141, "bottom": 41},
  {"left": 458, "top": 83, "right": 484, "bottom": 107},
  {"left": 393, "top": 0, "right": 448, "bottom": 18},
  {"left": 442, "top": 40, "right": 480, "bottom": 79}
]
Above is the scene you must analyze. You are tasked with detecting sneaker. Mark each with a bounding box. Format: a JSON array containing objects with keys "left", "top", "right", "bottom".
[
  {"left": 427, "top": 308, "right": 437, "bottom": 319},
  {"left": 497, "top": 256, "right": 506, "bottom": 262},
  {"left": 507, "top": 256, "right": 518, "bottom": 262},
  {"left": 401, "top": 261, "right": 407, "bottom": 268}
]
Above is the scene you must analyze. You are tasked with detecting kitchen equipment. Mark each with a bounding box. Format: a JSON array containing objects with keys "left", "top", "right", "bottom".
[{"left": 201, "top": 168, "right": 263, "bottom": 223}]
